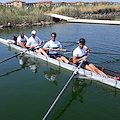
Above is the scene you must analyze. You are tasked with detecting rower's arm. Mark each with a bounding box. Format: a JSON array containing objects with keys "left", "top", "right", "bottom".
[
  {"left": 87, "top": 47, "right": 90, "bottom": 52},
  {"left": 26, "top": 44, "right": 36, "bottom": 48},
  {"left": 26, "top": 44, "right": 30, "bottom": 48},
  {"left": 73, "top": 56, "right": 81, "bottom": 64},
  {"left": 73, "top": 56, "right": 88, "bottom": 64},
  {"left": 43, "top": 47, "right": 52, "bottom": 51},
  {"left": 39, "top": 41, "right": 42, "bottom": 46},
  {"left": 59, "top": 47, "right": 63, "bottom": 51},
  {"left": 86, "top": 47, "right": 90, "bottom": 56}
]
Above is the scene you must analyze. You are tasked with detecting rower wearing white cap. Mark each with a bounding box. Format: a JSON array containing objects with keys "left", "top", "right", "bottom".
[{"left": 26, "top": 30, "right": 49, "bottom": 57}]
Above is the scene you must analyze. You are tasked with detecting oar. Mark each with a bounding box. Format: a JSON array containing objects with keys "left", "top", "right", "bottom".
[
  {"left": 0, "top": 52, "right": 25, "bottom": 64},
  {"left": 0, "top": 46, "right": 41, "bottom": 64},
  {"left": 42, "top": 60, "right": 84, "bottom": 120},
  {"left": 60, "top": 49, "right": 120, "bottom": 55},
  {"left": 42, "top": 40, "right": 79, "bottom": 44},
  {"left": 89, "top": 51, "right": 120, "bottom": 55}
]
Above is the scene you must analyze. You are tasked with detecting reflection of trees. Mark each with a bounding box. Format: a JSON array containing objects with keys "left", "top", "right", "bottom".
[
  {"left": 54, "top": 78, "right": 89, "bottom": 120},
  {"left": 44, "top": 68, "right": 61, "bottom": 85}
]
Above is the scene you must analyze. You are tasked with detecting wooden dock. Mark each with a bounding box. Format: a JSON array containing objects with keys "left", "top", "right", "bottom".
[{"left": 45, "top": 13, "right": 120, "bottom": 25}]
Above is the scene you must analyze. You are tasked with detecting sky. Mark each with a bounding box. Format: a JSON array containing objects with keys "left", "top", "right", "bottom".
[{"left": 0, "top": 0, "right": 120, "bottom": 3}]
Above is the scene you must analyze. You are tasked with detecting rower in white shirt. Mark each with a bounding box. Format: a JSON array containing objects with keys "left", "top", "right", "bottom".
[
  {"left": 73, "top": 38, "right": 107, "bottom": 77},
  {"left": 43, "top": 32, "right": 73, "bottom": 64},
  {"left": 17, "top": 32, "right": 28, "bottom": 48},
  {"left": 26, "top": 30, "right": 49, "bottom": 57}
]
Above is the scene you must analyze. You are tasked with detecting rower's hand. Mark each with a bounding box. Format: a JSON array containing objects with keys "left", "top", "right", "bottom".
[
  {"left": 82, "top": 56, "right": 88, "bottom": 60},
  {"left": 50, "top": 48, "right": 60, "bottom": 51},
  {"left": 56, "top": 48, "right": 60, "bottom": 51},
  {"left": 86, "top": 53, "right": 89, "bottom": 56},
  {"left": 85, "top": 51, "right": 90, "bottom": 56},
  {"left": 30, "top": 45, "right": 36, "bottom": 48},
  {"left": 50, "top": 48, "right": 54, "bottom": 51}
]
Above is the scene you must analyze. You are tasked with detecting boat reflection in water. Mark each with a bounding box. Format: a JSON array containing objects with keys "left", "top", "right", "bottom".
[
  {"left": 19, "top": 56, "right": 38, "bottom": 73},
  {"left": 44, "top": 68, "right": 61, "bottom": 85}
]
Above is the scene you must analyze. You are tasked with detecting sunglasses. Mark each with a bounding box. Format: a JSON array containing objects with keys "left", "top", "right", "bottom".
[{"left": 51, "top": 36, "right": 56, "bottom": 38}]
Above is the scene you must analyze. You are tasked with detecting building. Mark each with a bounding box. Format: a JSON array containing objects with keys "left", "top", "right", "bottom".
[
  {"left": 13, "top": 0, "right": 25, "bottom": 7},
  {"left": 52, "top": 2, "right": 64, "bottom": 7},
  {"left": 6, "top": 1, "right": 13, "bottom": 7},
  {"left": 6, "top": 0, "right": 25, "bottom": 7},
  {"left": 65, "top": 2, "right": 77, "bottom": 6},
  {"left": 0, "top": 2, "right": 4, "bottom": 6},
  {"left": 33, "top": 1, "right": 52, "bottom": 7},
  {"left": 77, "top": 1, "right": 85, "bottom": 5},
  {"left": 91, "top": 1, "right": 109, "bottom": 5}
]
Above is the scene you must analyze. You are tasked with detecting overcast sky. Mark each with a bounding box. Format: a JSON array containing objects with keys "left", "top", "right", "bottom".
[{"left": 1, "top": 0, "right": 120, "bottom": 3}]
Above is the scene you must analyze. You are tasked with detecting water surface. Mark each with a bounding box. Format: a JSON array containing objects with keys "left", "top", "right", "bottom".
[{"left": 0, "top": 23, "right": 120, "bottom": 120}]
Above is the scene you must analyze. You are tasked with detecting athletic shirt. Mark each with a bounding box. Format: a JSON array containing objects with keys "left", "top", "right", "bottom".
[
  {"left": 26, "top": 36, "right": 40, "bottom": 46},
  {"left": 43, "top": 40, "right": 62, "bottom": 54},
  {"left": 73, "top": 46, "right": 87, "bottom": 58},
  {"left": 17, "top": 35, "right": 28, "bottom": 45}
]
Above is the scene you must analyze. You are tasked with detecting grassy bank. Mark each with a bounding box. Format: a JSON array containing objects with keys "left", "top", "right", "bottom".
[
  {"left": 0, "top": 6, "right": 52, "bottom": 25},
  {"left": 0, "top": 4, "right": 120, "bottom": 26},
  {"left": 51, "top": 4, "right": 120, "bottom": 18}
]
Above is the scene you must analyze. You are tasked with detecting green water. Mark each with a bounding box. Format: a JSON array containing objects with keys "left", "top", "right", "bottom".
[{"left": 0, "top": 23, "right": 120, "bottom": 120}]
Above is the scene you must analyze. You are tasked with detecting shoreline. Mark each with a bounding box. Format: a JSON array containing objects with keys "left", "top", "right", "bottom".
[
  {"left": 0, "top": 21, "right": 55, "bottom": 29},
  {"left": 0, "top": 12, "right": 120, "bottom": 29}
]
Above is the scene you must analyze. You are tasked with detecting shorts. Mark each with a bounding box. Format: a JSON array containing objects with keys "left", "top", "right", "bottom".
[
  {"left": 76, "top": 60, "right": 90, "bottom": 69},
  {"left": 49, "top": 53, "right": 62, "bottom": 59}
]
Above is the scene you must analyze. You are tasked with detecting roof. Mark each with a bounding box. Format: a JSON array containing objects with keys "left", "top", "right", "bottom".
[
  {"left": 65, "top": 2, "right": 77, "bottom": 4},
  {"left": 35, "top": 1, "right": 52, "bottom": 4},
  {"left": 13, "top": 0, "right": 25, "bottom": 3},
  {"left": 91, "top": 1, "right": 109, "bottom": 3},
  {"left": 52, "top": 2, "right": 63, "bottom": 4},
  {"left": 6, "top": 0, "right": 25, "bottom": 3},
  {"left": 6, "top": 1, "right": 13, "bottom": 3}
]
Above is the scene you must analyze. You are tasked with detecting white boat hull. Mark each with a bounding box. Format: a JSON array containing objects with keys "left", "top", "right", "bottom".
[{"left": 0, "top": 38, "right": 120, "bottom": 89}]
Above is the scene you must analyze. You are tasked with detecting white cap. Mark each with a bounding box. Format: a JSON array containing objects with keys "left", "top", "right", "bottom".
[{"left": 31, "top": 30, "right": 36, "bottom": 35}]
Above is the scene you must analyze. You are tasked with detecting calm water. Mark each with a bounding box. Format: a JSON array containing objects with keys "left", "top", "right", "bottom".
[{"left": 0, "top": 23, "right": 120, "bottom": 120}]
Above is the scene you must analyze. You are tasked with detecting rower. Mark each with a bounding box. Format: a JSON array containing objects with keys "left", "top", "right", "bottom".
[
  {"left": 73, "top": 38, "right": 108, "bottom": 77},
  {"left": 43, "top": 32, "right": 74, "bottom": 64},
  {"left": 17, "top": 32, "right": 28, "bottom": 49},
  {"left": 7, "top": 36, "right": 17, "bottom": 45},
  {"left": 26, "top": 30, "right": 49, "bottom": 57}
]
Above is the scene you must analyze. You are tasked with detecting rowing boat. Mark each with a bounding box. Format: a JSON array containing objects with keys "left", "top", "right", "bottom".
[{"left": 0, "top": 38, "right": 120, "bottom": 89}]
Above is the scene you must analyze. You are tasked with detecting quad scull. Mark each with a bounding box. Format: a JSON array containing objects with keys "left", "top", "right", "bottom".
[{"left": 0, "top": 38, "right": 120, "bottom": 89}]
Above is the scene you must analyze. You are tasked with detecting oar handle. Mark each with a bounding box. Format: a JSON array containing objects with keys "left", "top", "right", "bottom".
[
  {"left": 60, "top": 49, "right": 73, "bottom": 52},
  {"left": 42, "top": 40, "right": 79, "bottom": 44}
]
